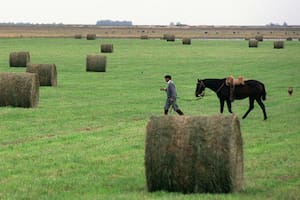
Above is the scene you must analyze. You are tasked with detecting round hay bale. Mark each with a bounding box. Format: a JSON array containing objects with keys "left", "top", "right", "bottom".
[
  {"left": 182, "top": 38, "right": 191, "bottom": 45},
  {"left": 101, "top": 44, "right": 114, "bottom": 53},
  {"left": 74, "top": 34, "right": 82, "bottom": 39},
  {"left": 9, "top": 51, "right": 30, "bottom": 67},
  {"left": 145, "top": 115, "right": 243, "bottom": 194},
  {"left": 274, "top": 41, "right": 284, "bottom": 49},
  {"left": 286, "top": 37, "right": 293, "bottom": 41},
  {"left": 0, "top": 72, "right": 39, "bottom": 108},
  {"left": 86, "top": 34, "right": 96, "bottom": 40},
  {"left": 248, "top": 39, "right": 258, "bottom": 48},
  {"left": 255, "top": 35, "right": 263, "bottom": 42},
  {"left": 26, "top": 63, "right": 57, "bottom": 86},
  {"left": 141, "top": 35, "right": 149, "bottom": 39},
  {"left": 86, "top": 54, "right": 106, "bottom": 72},
  {"left": 164, "top": 34, "right": 175, "bottom": 42}
]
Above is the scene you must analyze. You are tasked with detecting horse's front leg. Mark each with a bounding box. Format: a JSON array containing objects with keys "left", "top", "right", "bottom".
[
  {"left": 243, "top": 98, "right": 255, "bottom": 119},
  {"left": 226, "top": 99, "right": 233, "bottom": 113},
  {"left": 219, "top": 98, "right": 225, "bottom": 113}
]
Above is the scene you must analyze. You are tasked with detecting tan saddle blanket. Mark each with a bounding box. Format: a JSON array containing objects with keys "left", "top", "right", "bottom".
[{"left": 226, "top": 75, "right": 245, "bottom": 86}]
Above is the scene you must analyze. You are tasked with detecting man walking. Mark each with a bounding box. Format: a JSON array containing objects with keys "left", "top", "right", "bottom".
[{"left": 160, "top": 75, "right": 184, "bottom": 115}]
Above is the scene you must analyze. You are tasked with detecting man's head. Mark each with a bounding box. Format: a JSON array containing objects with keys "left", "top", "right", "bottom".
[{"left": 164, "top": 75, "right": 172, "bottom": 82}]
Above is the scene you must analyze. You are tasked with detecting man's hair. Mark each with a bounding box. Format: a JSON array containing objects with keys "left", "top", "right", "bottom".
[{"left": 164, "top": 75, "right": 172, "bottom": 79}]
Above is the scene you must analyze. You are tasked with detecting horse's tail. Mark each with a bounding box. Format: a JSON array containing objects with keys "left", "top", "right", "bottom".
[{"left": 261, "top": 83, "right": 266, "bottom": 101}]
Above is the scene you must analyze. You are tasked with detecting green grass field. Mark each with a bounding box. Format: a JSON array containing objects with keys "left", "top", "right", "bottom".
[{"left": 0, "top": 38, "right": 299, "bottom": 199}]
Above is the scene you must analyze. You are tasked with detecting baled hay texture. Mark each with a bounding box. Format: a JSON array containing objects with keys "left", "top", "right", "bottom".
[
  {"left": 145, "top": 115, "right": 243, "bottom": 194},
  {"left": 0, "top": 72, "right": 39, "bottom": 108},
  {"left": 9, "top": 51, "right": 30, "bottom": 67},
  {"left": 248, "top": 39, "right": 258, "bottom": 48},
  {"left": 182, "top": 38, "right": 191, "bottom": 45},
  {"left": 163, "top": 34, "right": 175, "bottom": 41},
  {"left": 101, "top": 44, "right": 114, "bottom": 53},
  {"left": 26, "top": 63, "right": 57, "bottom": 86},
  {"left": 141, "top": 35, "right": 149, "bottom": 39},
  {"left": 86, "top": 55, "right": 106, "bottom": 72},
  {"left": 255, "top": 35, "right": 263, "bottom": 42},
  {"left": 74, "top": 34, "right": 82, "bottom": 39},
  {"left": 274, "top": 41, "right": 284, "bottom": 49},
  {"left": 286, "top": 37, "right": 293, "bottom": 41},
  {"left": 86, "top": 34, "right": 96, "bottom": 40}
]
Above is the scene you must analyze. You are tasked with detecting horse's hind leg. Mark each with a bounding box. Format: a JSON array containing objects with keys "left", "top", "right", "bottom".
[
  {"left": 256, "top": 98, "right": 267, "bottom": 120},
  {"left": 242, "top": 98, "right": 254, "bottom": 119}
]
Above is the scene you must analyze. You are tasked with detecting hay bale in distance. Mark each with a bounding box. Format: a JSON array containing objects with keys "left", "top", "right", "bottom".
[
  {"left": 86, "top": 34, "right": 96, "bottom": 40},
  {"left": 274, "top": 41, "right": 284, "bottom": 49},
  {"left": 74, "top": 34, "right": 82, "bottom": 39},
  {"left": 248, "top": 39, "right": 258, "bottom": 48},
  {"left": 255, "top": 35, "right": 263, "bottom": 41},
  {"left": 26, "top": 63, "right": 57, "bottom": 86},
  {"left": 86, "top": 54, "right": 106, "bottom": 72},
  {"left": 141, "top": 35, "right": 149, "bottom": 39},
  {"left": 145, "top": 115, "right": 243, "bottom": 194},
  {"left": 286, "top": 37, "right": 293, "bottom": 41},
  {"left": 9, "top": 51, "right": 30, "bottom": 67},
  {"left": 0, "top": 72, "right": 39, "bottom": 108},
  {"left": 101, "top": 44, "right": 113, "bottom": 53},
  {"left": 182, "top": 38, "right": 191, "bottom": 45},
  {"left": 164, "top": 34, "right": 175, "bottom": 42}
]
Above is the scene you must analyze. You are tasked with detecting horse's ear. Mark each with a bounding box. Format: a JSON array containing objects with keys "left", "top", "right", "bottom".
[{"left": 197, "top": 79, "right": 200, "bottom": 82}]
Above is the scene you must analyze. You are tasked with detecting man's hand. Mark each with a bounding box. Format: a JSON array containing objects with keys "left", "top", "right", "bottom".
[
  {"left": 160, "top": 88, "right": 166, "bottom": 91},
  {"left": 170, "top": 98, "right": 174, "bottom": 102}
]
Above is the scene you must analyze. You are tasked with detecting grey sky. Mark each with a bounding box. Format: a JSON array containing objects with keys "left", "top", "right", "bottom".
[{"left": 1, "top": 0, "right": 299, "bottom": 25}]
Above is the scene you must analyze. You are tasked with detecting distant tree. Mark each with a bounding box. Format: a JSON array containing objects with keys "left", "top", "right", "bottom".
[
  {"left": 96, "top": 20, "right": 133, "bottom": 26},
  {"left": 283, "top": 22, "right": 288, "bottom": 27}
]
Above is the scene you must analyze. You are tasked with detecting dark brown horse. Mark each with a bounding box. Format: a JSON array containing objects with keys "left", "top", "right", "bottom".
[{"left": 195, "top": 78, "right": 267, "bottom": 120}]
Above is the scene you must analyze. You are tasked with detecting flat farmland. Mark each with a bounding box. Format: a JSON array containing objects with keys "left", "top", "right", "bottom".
[
  {"left": 0, "top": 25, "right": 300, "bottom": 39},
  {"left": 0, "top": 38, "right": 299, "bottom": 199}
]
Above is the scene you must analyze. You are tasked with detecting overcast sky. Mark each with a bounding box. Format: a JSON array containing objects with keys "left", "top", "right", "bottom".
[{"left": 1, "top": 0, "right": 299, "bottom": 25}]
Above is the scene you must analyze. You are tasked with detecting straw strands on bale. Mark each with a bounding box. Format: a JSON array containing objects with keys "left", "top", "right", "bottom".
[
  {"left": 101, "top": 44, "right": 114, "bottom": 53},
  {"left": 74, "top": 34, "right": 82, "bottom": 39},
  {"left": 86, "top": 34, "right": 96, "bottom": 40},
  {"left": 274, "top": 41, "right": 284, "bottom": 49},
  {"left": 255, "top": 35, "right": 263, "bottom": 42},
  {"left": 9, "top": 51, "right": 30, "bottom": 67},
  {"left": 182, "top": 38, "right": 191, "bottom": 45},
  {"left": 145, "top": 115, "right": 243, "bottom": 194},
  {"left": 86, "top": 55, "right": 106, "bottom": 72},
  {"left": 248, "top": 39, "right": 258, "bottom": 48},
  {"left": 0, "top": 72, "right": 39, "bottom": 108},
  {"left": 26, "top": 63, "right": 57, "bottom": 86}
]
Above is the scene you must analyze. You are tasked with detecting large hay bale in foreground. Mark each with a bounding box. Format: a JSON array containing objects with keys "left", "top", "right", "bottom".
[
  {"left": 145, "top": 115, "right": 243, "bottom": 194},
  {"left": 182, "top": 38, "right": 191, "bottom": 45},
  {"left": 9, "top": 51, "right": 30, "bottom": 67},
  {"left": 248, "top": 39, "right": 258, "bottom": 48},
  {"left": 255, "top": 35, "right": 263, "bottom": 42},
  {"left": 274, "top": 41, "right": 284, "bottom": 49},
  {"left": 86, "top": 34, "right": 96, "bottom": 40},
  {"left": 86, "top": 54, "right": 106, "bottom": 72},
  {"left": 101, "top": 44, "right": 114, "bottom": 53},
  {"left": 26, "top": 63, "right": 57, "bottom": 86},
  {"left": 0, "top": 72, "right": 39, "bottom": 108}
]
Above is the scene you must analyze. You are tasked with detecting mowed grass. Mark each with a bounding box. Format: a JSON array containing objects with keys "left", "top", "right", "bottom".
[{"left": 0, "top": 38, "right": 299, "bottom": 199}]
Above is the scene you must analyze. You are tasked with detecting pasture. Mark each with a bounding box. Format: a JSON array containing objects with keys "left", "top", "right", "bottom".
[{"left": 0, "top": 38, "right": 299, "bottom": 199}]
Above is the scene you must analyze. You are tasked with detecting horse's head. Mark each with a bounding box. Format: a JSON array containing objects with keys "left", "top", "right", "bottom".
[{"left": 195, "top": 79, "right": 205, "bottom": 97}]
